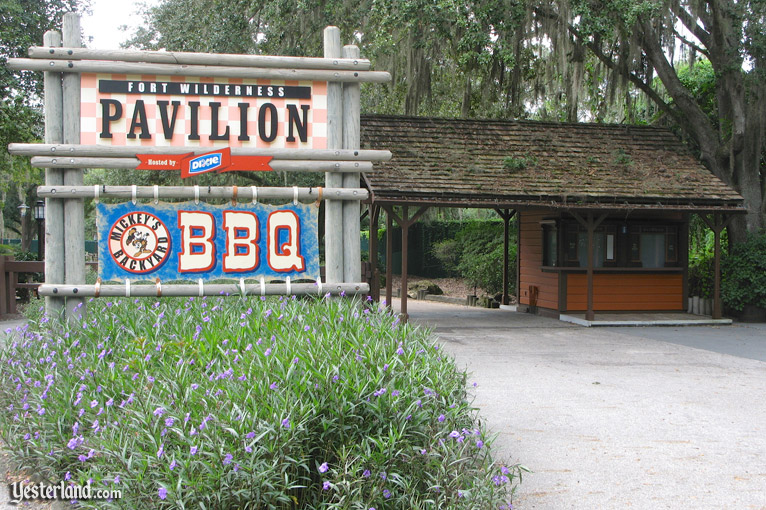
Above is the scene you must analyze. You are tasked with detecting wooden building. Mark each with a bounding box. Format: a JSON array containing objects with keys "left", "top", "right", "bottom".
[{"left": 360, "top": 115, "right": 745, "bottom": 321}]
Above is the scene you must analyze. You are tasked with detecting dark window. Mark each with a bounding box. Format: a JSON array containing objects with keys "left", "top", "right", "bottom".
[{"left": 542, "top": 223, "right": 558, "bottom": 266}]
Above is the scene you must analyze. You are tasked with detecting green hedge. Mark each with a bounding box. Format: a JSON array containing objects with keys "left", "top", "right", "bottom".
[{"left": 0, "top": 296, "right": 524, "bottom": 509}]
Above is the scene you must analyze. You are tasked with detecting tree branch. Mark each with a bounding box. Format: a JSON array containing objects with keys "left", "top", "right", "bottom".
[
  {"left": 638, "top": 17, "right": 723, "bottom": 174},
  {"left": 562, "top": 22, "right": 675, "bottom": 120},
  {"left": 672, "top": 27, "right": 710, "bottom": 58},
  {"left": 669, "top": 4, "right": 711, "bottom": 50}
]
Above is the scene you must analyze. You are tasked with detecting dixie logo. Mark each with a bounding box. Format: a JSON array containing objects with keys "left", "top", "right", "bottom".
[
  {"left": 182, "top": 149, "right": 231, "bottom": 178},
  {"left": 189, "top": 153, "right": 223, "bottom": 174}
]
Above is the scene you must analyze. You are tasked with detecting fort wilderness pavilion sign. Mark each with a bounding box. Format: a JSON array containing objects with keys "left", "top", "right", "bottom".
[{"left": 7, "top": 14, "right": 390, "bottom": 320}]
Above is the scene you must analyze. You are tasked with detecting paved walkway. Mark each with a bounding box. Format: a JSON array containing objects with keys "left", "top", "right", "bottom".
[{"left": 405, "top": 300, "right": 766, "bottom": 510}]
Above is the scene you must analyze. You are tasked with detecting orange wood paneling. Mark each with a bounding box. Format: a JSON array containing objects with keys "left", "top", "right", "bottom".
[
  {"left": 519, "top": 210, "right": 558, "bottom": 310},
  {"left": 566, "top": 273, "right": 684, "bottom": 311}
]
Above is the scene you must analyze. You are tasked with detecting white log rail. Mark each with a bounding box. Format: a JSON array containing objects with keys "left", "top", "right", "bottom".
[
  {"left": 37, "top": 185, "right": 368, "bottom": 201},
  {"left": 9, "top": 144, "right": 391, "bottom": 162},
  {"left": 27, "top": 46, "right": 372, "bottom": 71},
  {"left": 29, "top": 157, "right": 375, "bottom": 173},
  {"left": 37, "top": 282, "right": 369, "bottom": 298},
  {"left": 6, "top": 59, "right": 391, "bottom": 83}
]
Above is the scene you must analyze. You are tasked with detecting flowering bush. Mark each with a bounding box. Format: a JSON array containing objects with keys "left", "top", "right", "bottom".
[{"left": 0, "top": 295, "right": 523, "bottom": 508}]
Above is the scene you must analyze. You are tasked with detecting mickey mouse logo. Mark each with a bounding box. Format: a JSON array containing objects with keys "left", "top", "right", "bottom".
[{"left": 108, "top": 212, "right": 171, "bottom": 273}]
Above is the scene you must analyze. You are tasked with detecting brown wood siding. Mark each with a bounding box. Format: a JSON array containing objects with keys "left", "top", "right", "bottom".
[
  {"left": 566, "top": 273, "right": 684, "bottom": 311},
  {"left": 519, "top": 210, "right": 558, "bottom": 310}
]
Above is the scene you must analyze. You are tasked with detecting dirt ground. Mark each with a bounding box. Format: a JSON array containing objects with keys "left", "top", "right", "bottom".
[{"left": 391, "top": 275, "right": 475, "bottom": 297}]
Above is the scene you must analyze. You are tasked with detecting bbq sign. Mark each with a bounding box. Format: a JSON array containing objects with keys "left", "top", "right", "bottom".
[
  {"left": 81, "top": 74, "right": 328, "bottom": 149},
  {"left": 97, "top": 201, "right": 319, "bottom": 282}
]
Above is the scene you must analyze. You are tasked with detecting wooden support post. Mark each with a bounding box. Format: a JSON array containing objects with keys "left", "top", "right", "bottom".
[
  {"left": 383, "top": 205, "right": 428, "bottom": 322},
  {"left": 342, "top": 45, "right": 361, "bottom": 283},
  {"left": 495, "top": 209, "right": 516, "bottom": 305},
  {"left": 385, "top": 209, "right": 393, "bottom": 308},
  {"left": 62, "top": 13, "right": 85, "bottom": 321},
  {"left": 400, "top": 206, "right": 410, "bottom": 321},
  {"left": 0, "top": 256, "right": 7, "bottom": 318},
  {"left": 572, "top": 211, "right": 608, "bottom": 322},
  {"left": 43, "top": 29, "right": 65, "bottom": 317},
  {"left": 369, "top": 204, "right": 381, "bottom": 301},
  {"left": 700, "top": 212, "right": 733, "bottom": 320},
  {"left": 323, "top": 26, "right": 344, "bottom": 284}
]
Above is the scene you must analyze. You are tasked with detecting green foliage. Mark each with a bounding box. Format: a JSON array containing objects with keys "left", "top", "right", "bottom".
[
  {"left": 612, "top": 148, "right": 632, "bottom": 167},
  {"left": 502, "top": 154, "right": 537, "bottom": 172},
  {"left": 432, "top": 220, "right": 515, "bottom": 295},
  {"left": 1, "top": 296, "right": 524, "bottom": 509},
  {"left": 721, "top": 232, "right": 766, "bottom": 312}
]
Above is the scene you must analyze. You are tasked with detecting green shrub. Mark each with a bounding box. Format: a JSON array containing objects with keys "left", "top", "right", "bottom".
[
  {"left": 433, "top": 221, "right": 515, "bottom": 296},
  {"left": 0, "top": 296, "right": 523, "bottom": 509},
  {"left": 721, "top": 232, "right": 766, "bottom": 312}
]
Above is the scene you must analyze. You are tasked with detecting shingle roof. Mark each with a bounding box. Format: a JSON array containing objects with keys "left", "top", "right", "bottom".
[{"left": 360, "top": 115, "right": 744, "bottom": 211}]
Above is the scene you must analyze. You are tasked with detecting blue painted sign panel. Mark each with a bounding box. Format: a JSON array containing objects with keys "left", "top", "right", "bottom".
[{"left": 97, "top": 201, "right": 319, "bottom": 282}]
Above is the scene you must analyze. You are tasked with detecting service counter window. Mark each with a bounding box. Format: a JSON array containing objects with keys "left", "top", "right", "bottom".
[{"left": 562, "top": 221, "right": 679, "bottom": 269}]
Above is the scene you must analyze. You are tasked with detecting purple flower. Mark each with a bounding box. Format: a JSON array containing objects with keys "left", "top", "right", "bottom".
[
  {"left": 246, "top": 431, "right": 256, "bottom": 439},
  {"left": 264, "top": 348, "right": 272, "bottom": 356},
  {"left": 169, "top": 460, "right": 177, "bottom": 470},
  {"left": 157, "top": 443, "right": 164, "bottom": 458},
  {"left": 383, "top": 489, "right": 391, "bottom": 499},
  {"left": 322, "top": 481, "right": 331, "bottom": 490},
  {"left": 438, "top": 414, "right": 446, "bottom": 422},
  {"left": 319, "top": 462, "right": 329, "bottom": 473},
  {"left": 190, "top": 446, "right": 198, "bottom": 455},
  {"left": 153, "top": 407, "right": 165, "bottom": 417},
  {"left": 223, "top": 453, "right": 233, "bottom": 465},
  {"left": 64, "top": 472, "right": 71, "bottom": 481},
  {"left": 396, "top": 347, "right": 404, "bottom": 355},
  {"left": 114, "top": 475, "right": 120, "bottom": 484},
  {"left": 449, "top": 430, "right": 460, "bottom": 438},
  {"left": 269, "top": 382, "right": 278, "bottom": 390},
  {"left": 501, "top": 466, "right": 510, "bottom": 475},
  {"left": 281, "top": 418, "right": 290, "bottom": 429},
  {"left": 362, "top": 469, "right": 371, "bottom": 478},
  {"left": 476, "top": 440, "right": 484, "bottom": 448},
  {"left": 165, "top": 417, "right": 175, "bottom": 427},
  {"left": 158, "top": 487, "right": 167, "bottom": 500}
]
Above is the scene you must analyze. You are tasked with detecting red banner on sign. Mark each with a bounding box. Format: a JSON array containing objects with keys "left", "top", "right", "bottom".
[{"left": 136, "top": 148, "right": 273, "bottom": 178}]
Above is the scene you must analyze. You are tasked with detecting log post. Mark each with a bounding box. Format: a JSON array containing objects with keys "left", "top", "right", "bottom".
[
  {"left": 700, "top": 212, "right": 734, "bottom": 320},
  {"left": 369, "top": 204, "right": 380, "bottom": 301},
  {"left": 495, "top": 209, "right": 516, "bottom": 305},
  {"left": 342, "top": 45, "right": 361, "bottom": 283},
  {"left": 323, "top": 27, "right": 344, "bottom": 284},
  {"left": 385, "top": 208, "right": 393, "bottom": 309},
  {"left": 62, "top": 13, "right": 85, "bottom": 321},
  {"left": 43, "top": 29, "right": 65, "bottom": 317},
  {"left": 572, "top": 211, "right": 608, "bottom": 322}
]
